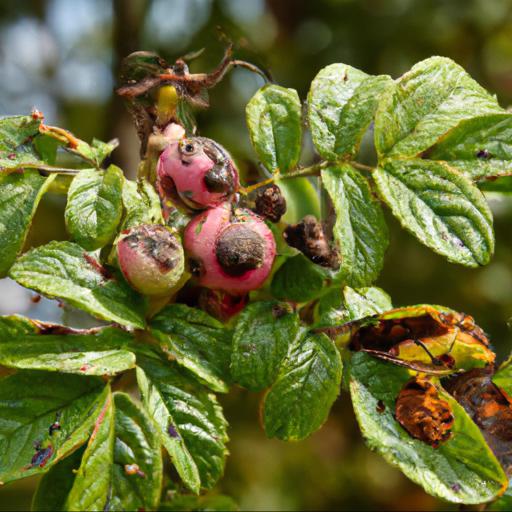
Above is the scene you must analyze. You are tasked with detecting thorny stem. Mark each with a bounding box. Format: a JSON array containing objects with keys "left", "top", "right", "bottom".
[{"left": 240, "top": 160, "right": 376, "bottom": 195}]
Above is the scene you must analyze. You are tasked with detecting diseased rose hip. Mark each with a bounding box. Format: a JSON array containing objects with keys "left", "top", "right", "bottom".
[
  {"left": 198, "top": 288, "right": 249, "bottom": 321},
  {"left": 157, "top": 135, "right": 239, "bottom": 210},
  {"left": 184, "top": 202, "right": 276, "bottom": 294},
  {"left": 117, "top": 224, "right": 184, "bottom": 296}
]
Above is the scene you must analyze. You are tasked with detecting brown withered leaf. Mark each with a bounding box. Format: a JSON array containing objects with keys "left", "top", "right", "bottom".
[
  {"left": 444, "top": 368, "right": 512, "bottom": 475},
  {"left": 395, "top": 376, "right": 454, "bottom": 447},
  {"left": 317, "top": 305, "right": 494, "bottom": 374}
]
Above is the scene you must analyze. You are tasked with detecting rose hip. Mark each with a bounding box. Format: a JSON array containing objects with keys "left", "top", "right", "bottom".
[
  {"left": 117, "top": 224, "right": 184, "bottom": 296},
  {"left": 184, "top": 203, "right": 276, "bottom": 294}
]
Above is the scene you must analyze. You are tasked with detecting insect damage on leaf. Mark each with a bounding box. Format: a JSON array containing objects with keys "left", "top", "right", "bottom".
[
  {"left": 445, "top": 368, "right": 512, "bottom": 475},
  {"left": 395, "top": 376, "right": 454, "bottom": 447}
]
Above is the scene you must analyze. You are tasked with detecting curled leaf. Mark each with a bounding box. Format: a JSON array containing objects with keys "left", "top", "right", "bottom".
[{"left": 319, "top": 305, "right": 494, "bottom": 374}]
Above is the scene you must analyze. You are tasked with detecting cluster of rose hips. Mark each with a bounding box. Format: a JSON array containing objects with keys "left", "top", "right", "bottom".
[{"left": 116, "top": 122, "right": 280, "bottom": 320}]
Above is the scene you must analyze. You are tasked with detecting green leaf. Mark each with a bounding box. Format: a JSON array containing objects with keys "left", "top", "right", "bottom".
[
  {"left": 0, "top": 115, "right": 41, "bottom": 151},
  {"left": 492, "top": 355, "right": 512, "bottom": 396},
  {"left": 121, "top": 178, "right": 163, "bottom": 230},
  {"left": 322, "top": 164, "right": 389, "bottom": 286},
  {"left": 65, "top": 166, "right": 124, "bottom": 251},
  {"left": 374, "top": 159, "right": 494, "bottom": 267},
  {"left": 489, "top": 484, "right": 512, "bottom": 511},
  {"left": 374, "top": 56, "right": 503, "bottom": 159},
  {"left": 0, "top": 316, "right": 135, "bottom": 376},
  {"left": 136, "top": 355, "right": 228, "bottom": 493},
  {"left": 0, "top": 115, "right": 44, "bottom": 171},
  {"left": 0, "top": 372, "right": 108, "bottom": 484},
  {"left": 9, "top": 241, "right": 146, "bottom": 329},
  {"left": 33, "top": 134, "right": 60, "bottom": 165},
  {"left": 72, "top": 138, "right": 118, "bottom": 168},
  {"left": 263, "top": 331, "right": 342, "bottom": 441},
  {"left": 65, "top": 392, "right": 163, "bottom": 512},
  {"left": 231, "top": 301, "right": 300, "bottom": 392},
  {"left": 150, "top": 304, "right": 232, "bottom": 394},
  {"left": 246, "top": 84, "right": 302, "bottom": 174},
  {"left": 32, "top": 448, "right": 85, "bottom": 512},
  {"left": 308, "top": 64, "right": 392, "bottom": 159},
  {"left": 278, "top": 177, "right": 321, "bottom": 224},
  {"left": 341, "top": 286, "right": 393, "bottom": 321},
  {"left": 479, "top": 176, "right": 512, "bottom": 194},
  {"left": 425, "top": 113, "right": 512, "bottom": 181},
  {"left": 350, "top": 352, "right": 507, "bottom": 504},
  {"left": 317, "top": 286, "right": 392, "bottom": 327},
  {"left": 64, "top": 389, "right": 114, "bottom": 511},
  {"left": 160, "top": 494, "right": 238, "bottom": 511},
  {"left": 0, "top": 170, "right": 55, "bottom": 277},
  {"left": 271, "top": 254, "right": 326, "bottom": 303}
]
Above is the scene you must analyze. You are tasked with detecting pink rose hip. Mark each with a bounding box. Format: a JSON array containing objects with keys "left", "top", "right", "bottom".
[
  {"left": 184, "top": 202, "right": 276, "bottom": 295},
  {"left": 157, "top": 136, "right": 239, "bottom": 210}
]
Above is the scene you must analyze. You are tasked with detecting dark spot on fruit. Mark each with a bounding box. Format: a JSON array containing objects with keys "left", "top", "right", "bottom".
[
  {"left": 215, "top": 224, "right": 265, "bottom": 277},
  {"left": 376, "top": 400, "right": 386, "bottom": 413},
  {"left": 122, "top": 225, "right": 181, "bottom": 273},
  {"left": 451, "top": 483, "right": 461, "bottom": 493},
  {"left": 204, "top": 163, "right": 235, "bottom": 194}
]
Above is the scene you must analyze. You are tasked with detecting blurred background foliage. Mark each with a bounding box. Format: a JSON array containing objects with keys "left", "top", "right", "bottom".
[{"left": 1, "top": 0, "right": 512, "bottom": 510}]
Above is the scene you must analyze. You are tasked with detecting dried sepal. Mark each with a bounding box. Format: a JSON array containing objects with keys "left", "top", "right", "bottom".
[{"left": 284, "top": 215, "right": 339, "bottom": 268}]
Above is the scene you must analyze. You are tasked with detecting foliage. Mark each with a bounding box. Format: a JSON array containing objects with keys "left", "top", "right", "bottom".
[{"left": 0, "top": 52, "right": 511, "bottom": 511}]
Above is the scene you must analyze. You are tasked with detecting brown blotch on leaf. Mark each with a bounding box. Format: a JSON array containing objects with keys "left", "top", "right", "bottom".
[
  {"left": 283, "top": 215, "right": 339, "bottom": 269},
  {"left": 395, "top": 377, "right": 454, "bottom": 448},
  {"left": 254, "top": 184, "right": 287, "bottom": 223},
  {"left": 215, "top": 224, "right": 265, "bottom": 277},
  {"left": 445, "top": 368, "right": 512, "bottom": 474}
]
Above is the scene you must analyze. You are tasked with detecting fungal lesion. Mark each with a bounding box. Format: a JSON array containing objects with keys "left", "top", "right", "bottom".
[{"left": 215, "top": 224, "right": 265, "bottom": 276}]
